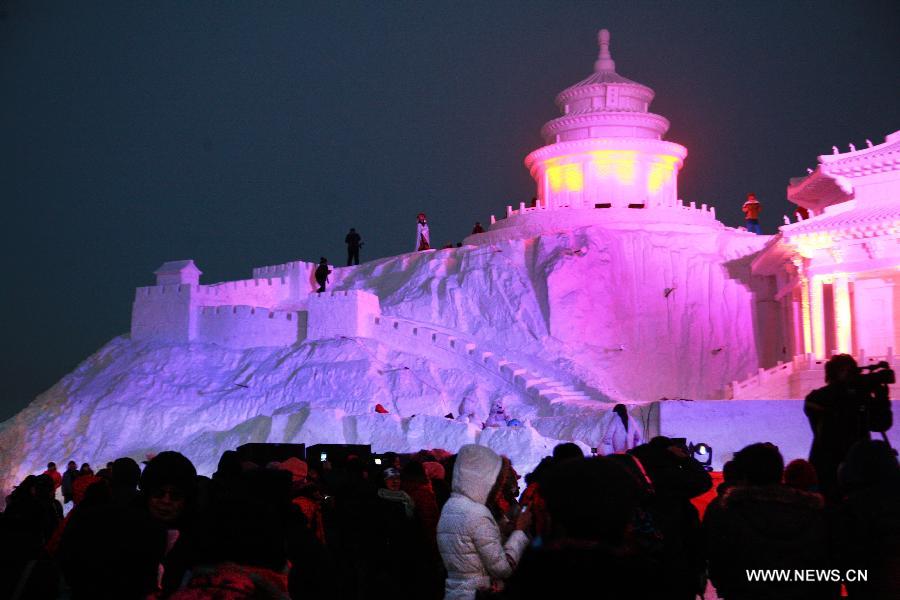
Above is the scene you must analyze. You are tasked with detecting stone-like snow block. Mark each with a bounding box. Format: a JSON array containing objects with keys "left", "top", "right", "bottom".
[
  {"left": 392, "top": 394, "right": 450, "bottom": 418},
  {"left": 182, "top": 415, "right": 273, "bottom": 473},
  {"left": 347, "top": 413, "right": 408, "bottom": 452},
  {"left": 530, "top": 413, "right": 613, "bottom": 448},
  {"left": 658, "top": 399, "right": 900, "bottom": 470},
  {"left": 404, "top": 415, "right": 477, "bottom": 452},
  {"left": 307, "top": 290, "right": 381, "bottom": 340},
  {"left": 477, "top": 426, "right": 561, "bottom": 476},
  {"left": 288, "top": 408, "right": 347, "bottom": 446}
]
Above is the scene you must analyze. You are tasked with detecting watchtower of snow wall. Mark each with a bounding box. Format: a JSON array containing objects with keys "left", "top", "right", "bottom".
[
  {"left": 131, "top": 284, "right": 197, "bottom": 343},
  {"left": 306, "top": 290, "right": 381, "bottom": 340}
]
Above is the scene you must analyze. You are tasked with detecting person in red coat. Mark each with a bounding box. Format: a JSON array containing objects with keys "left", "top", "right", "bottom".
[{"left": 43, "top": 462, "right": 62, "bottom": 491}]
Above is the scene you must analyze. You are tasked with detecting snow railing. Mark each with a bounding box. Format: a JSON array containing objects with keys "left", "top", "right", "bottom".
[
  {"left": 252, "top": 260, "right": 315, "bottom": 279},
  {"left": 369, "top": 315, "right": 603, "bottom": 409},
  {"left": 494, "top": 199, "right": 717, "bottom": 222},
  {"left": 729, "top": 348, "right": 895, "bottom": 397}
]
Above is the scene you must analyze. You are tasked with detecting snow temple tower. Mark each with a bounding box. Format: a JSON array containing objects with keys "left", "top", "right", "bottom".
[{"left": 526, "top": 29, "right": 687, "bottom": 212}]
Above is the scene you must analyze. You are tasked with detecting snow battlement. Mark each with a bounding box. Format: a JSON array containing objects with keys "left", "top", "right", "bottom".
[
  {"left": 197, "top": 305, "right": 304, "bottom": 348},
  {"left": 252, "top": 260, "right": 317, "bottom": 279},
  {"left": 135, "top": 283, "right": 195, "bottom": 296},
  {"left": 306, "top": 290, "right": 381, "bottom": 341}
]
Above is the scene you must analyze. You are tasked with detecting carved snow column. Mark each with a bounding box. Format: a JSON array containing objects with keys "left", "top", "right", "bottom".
[
  {"left": 832, "top": 275, "right": 852, "bottom": 354},
  {"left": 809, "top": 276, "right": 826, "bottom": 358},
  {"left": 794, "top": 259, "right": 813, "bottom": 355}
]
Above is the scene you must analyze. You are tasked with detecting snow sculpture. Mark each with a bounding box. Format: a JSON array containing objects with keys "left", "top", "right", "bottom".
[
  {"left": 484, "top": 399, "right": 508, "bottom": 428},
  {"left": 7, "top": 30, "right": 900, "bottom": 509},
  {"left": 524, "top": 29, "right": 687, "bottom": 212}
]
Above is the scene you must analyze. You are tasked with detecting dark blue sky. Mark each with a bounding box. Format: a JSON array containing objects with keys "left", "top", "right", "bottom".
[{"left": 2, "top": 1, "right": 897, "bottom": 421}]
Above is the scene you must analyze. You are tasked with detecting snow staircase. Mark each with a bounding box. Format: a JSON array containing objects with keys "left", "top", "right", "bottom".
[
  {"left": 368, "top": 315, "right": 607, "bottom": 412},
  {"left": 728, "top": 350, "right": 896, "bottom": 400}
]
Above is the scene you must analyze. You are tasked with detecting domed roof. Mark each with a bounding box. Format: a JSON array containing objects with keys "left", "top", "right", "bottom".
[
  {"left": 542, "top": 29, "right": 668, "bottom": 143},
  {"left": 554, "top": 29, "right": 654, "bottom": 107}
]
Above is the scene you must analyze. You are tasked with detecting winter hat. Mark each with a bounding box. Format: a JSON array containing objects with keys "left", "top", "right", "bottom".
[
  {"left": 140, "top": 451, "right": 198, "bottom": 497},
  {"left": 374, "top": 403, "right": 390, "bottom": 414},
  {"left": 111, "top": 457, "right": 141, "bottom": 489},
  {"left": 279, "top": 457, "right": 309, "bottom": 482},
  {"left": 422, "top": 461, "right": 445, "bottom": 481},
  {"left": 783, "top": 459, "right": 818, "bottom": 491}
]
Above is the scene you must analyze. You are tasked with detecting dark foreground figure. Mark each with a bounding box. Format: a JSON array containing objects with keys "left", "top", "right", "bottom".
[{"left": 2, "top": 429, "right": 898, "bottom": 599}]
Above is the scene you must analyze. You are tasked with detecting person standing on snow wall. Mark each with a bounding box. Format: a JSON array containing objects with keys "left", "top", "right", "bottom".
[
  {"left": 742, "top": 192, "right": 762, "bottom": 234},
  {"left": 314, "top": 257, "right": 331, "bottom": 293},
  {"left": 345, "top": 227, "right": 362, "bottom": 266},
  {"left": 416, "top": 213, "right": 431, "bottom": 251}
]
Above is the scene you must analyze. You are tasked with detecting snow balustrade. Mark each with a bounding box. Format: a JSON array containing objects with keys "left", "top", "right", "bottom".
[
  {"left": 490, "top": 198, "right": 717, "bottom": 225},
  {"left": 729, "top": 349, "right": 896, "bottom": 400}
]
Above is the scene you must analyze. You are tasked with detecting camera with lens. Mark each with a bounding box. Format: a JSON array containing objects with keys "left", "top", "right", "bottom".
[
  {"left": 855, "top": 361, "right": 895, "bottom": 399},
  {"left": 852, "top": 361, "right": 894, "bottom": 434}
]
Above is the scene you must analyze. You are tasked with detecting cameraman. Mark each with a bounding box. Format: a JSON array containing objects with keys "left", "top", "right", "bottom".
[{"left": 804, "top": 354, "right": 893, "bottom": 501}]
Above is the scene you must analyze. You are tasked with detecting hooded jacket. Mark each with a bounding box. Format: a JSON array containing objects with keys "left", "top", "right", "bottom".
[{"left": 437, "top": 444, "right": 529, "bottom": 600}]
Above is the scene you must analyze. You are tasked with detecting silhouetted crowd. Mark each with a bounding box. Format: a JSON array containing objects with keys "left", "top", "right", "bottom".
[{"left": 2, "top": 435, "right": 896, "bottom": 599}]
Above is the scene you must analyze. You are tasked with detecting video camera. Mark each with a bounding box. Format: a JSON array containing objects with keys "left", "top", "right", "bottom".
[
  {"left": 856, "top": 361, "right": 895, "bottom": 389},
  {"left": 853, "top": 361, "right": 894, "bottom": 436}
]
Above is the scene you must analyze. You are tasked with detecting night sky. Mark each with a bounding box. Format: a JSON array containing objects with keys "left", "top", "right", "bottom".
[{"left": 2, "top": 1, "right": 897, "bottom": 421}]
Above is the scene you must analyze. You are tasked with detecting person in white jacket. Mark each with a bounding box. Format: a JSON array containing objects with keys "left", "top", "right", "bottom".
[
  {"left": 437, "top": 444, "right": 530, "bottom": 600},
  {"left": 600, "top": 404, "right": 644, "bottom": 455},
  {"left": 415, "top": 212, "right": 431, "bottom": 251}
]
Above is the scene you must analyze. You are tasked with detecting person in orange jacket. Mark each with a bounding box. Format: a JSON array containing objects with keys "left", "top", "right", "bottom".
[{"left": 742, "top": 193, "right": 762, "bottom": 234}]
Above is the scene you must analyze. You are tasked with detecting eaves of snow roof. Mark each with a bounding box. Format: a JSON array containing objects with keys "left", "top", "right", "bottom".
[
  {"left": 154, "top": 259, "right": 202, "bottom": 275},
  {"left": 780, "top": 201, "right": 900, "bottom": 239},
  {"left": 817, "top": 129, "right": 900, "bottom": 174},
  {"left": 787, "top": 168, "right": 852, "bottom": 208}
]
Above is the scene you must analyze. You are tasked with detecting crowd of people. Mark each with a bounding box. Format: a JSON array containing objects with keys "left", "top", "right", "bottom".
[{"left": 1, "top": 355, "right": 896, "bottom": 599}]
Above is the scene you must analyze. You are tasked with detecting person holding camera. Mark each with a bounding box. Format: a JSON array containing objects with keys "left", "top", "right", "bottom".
[
  {"left": 804, "top": 354, "right": 894, "bottom": 501},
  {"left": 437, "top": 444, "right": 530, "bottom": 600}
]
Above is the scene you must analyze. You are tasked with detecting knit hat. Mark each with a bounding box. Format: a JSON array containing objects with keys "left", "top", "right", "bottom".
[
  {"left": 140, "top": 451, "right": 197, "bottom": 498},
  {"left": 279, "top": 457, "right": 309, "bottom": 482},
  {"left": 422, "top": 461, "right": 445, "bottom": 481},
  {"left": 783, "top": 459, "right": 818, "bottom": 490}
]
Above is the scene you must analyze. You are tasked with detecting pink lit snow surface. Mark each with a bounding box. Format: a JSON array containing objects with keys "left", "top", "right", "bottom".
[{"left": 1, "top": 223, "right": 787, "bottom": 498}]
